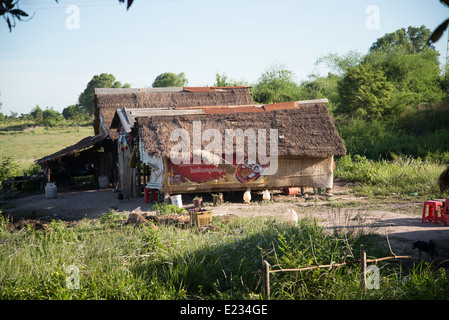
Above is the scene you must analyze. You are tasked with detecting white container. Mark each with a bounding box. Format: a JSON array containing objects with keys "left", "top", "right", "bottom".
[
  {"left": 98, "top": 175, "right": 109, "bottom": 189},
  {"left": 45, "top": 182, "right": 57, "bottom": 199},
  {"left": 171, "top": 194, "right": 183, "bottom": 208}
]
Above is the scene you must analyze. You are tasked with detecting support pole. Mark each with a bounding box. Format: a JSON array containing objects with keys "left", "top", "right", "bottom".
[
  {"left": 361, "top": 244, "right": 367, "bottom": 295},
  {"left": 263, "top": 260, "right": 271, "bottom": 300}
]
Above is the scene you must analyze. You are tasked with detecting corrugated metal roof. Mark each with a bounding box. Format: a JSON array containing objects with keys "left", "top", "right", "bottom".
[
  {"left": 95, "top": 86, "right": 252, "bottom": 95},
  {"left": 110, "top": 107, "right": 206, "bottom": 132},
  {"left": 175, "top": 100, "right": 328, "bottom": 115},
  {"left": 183, "top": 86, "right": 251, "bottom": 93},
  {"left": 94, "top": 88, "right": 184, "bottom": 95}
]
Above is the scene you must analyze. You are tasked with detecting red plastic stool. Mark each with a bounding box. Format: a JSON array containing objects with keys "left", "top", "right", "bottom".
[
  {"left": 145, "top": 187, "right": 159, "bottom": 203},
  {"left": 422, "top": 200, "right": 443, "bottom": 224}
]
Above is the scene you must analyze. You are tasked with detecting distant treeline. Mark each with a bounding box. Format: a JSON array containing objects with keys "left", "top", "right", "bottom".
[{"left": 1, "top": 25, "right": 448, "bottom": 161}]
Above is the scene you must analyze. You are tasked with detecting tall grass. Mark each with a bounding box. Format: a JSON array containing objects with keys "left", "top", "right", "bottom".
[
  {"left": 336, "top": 117, "right": 449, "bottom": 163},
  {"left": 335, "top": 154, "right": 447, "bottom": 198},
  {"left": 0, "top": 213, "right": 446, "bottom": 300}
]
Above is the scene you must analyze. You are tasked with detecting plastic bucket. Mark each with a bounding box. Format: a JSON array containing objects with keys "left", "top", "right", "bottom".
[
  {"left": 171, "top": 194, "right": 183, "bottom": 208},
  {"left": 45, "top": 182, "right": 57, "bottom": 199}
]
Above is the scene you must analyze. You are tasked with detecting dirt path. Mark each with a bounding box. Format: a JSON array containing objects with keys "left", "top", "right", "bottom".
[{"left": 3, "top": 180, "right": 449, "bottom": 262}]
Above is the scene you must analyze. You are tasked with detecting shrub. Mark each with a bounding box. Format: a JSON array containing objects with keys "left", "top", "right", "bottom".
[{"left": 152, "top": 203, "right": 186, "bottom": 215}]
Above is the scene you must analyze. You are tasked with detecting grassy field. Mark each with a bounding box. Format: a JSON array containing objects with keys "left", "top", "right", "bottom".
[
  {"left": 0, "top": 123, "right": 93, "bottom": 166},
  {"left": 1, "top": 211, "right": 447, "bottom": 300},
  {"left": 0, "top": 123, "right": 93, "bottom": 182}
]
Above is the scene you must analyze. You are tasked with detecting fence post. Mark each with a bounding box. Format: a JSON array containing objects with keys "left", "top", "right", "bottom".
[
  {"left": 360, "top": 244, "right": 367, "bottom": 295},
  {"left": 263, "top": 260, "right": 271, "bottom": 300}
]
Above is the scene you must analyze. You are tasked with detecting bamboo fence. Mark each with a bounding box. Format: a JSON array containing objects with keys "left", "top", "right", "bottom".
[{"left": 261, "top": 234, "right": 412, "bottom": 299}]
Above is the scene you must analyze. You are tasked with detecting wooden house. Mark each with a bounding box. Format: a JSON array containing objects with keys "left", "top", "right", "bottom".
[
  {"left": 36, "top": 86, "right": 254, "bottom": 191},
  {"left": 110, "top": 99, "right": 346, "bottom": 200}
]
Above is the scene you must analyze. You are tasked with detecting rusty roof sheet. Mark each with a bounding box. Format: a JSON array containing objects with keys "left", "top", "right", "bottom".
[
  {"left": 175, "top": 100, "right": 313, "bottom": 114},
  {"left": 183, "top": 86, "right": 251, "bottom": 93}
]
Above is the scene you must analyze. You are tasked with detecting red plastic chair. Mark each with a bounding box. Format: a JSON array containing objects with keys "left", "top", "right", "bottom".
[{"left": 422, "top": 200, "right": 444, "bottom": 224}]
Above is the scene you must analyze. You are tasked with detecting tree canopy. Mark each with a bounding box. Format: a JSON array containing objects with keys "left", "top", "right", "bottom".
[
  {"left": 78, "top": 73, "right": 130, "bottom": 115},
  {"left": 214, "top": 72, "right": 248, "bottom": 87},
  {"left": 251, "top": 65, "right": 305, "bottom": 104},
  {"left": 336, "top": 63, "right": 394, "bottom": 120},
  {"left": 152, "top": 72, "right": 188, "bottom": 88},
  {"left": 369, "top": 25, "right": 434, "bottom": 54}
]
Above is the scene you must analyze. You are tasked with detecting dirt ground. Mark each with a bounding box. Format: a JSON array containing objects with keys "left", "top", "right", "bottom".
[{"left": 2, "top": 179, "right": 449, "bottom": 263}]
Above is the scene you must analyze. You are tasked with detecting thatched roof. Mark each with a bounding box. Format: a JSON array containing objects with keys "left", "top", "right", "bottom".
[
  {"left": 36, "top": 133, "right": 106, "bottom": 165},
  {"left": 137, "top": 101, "right": 346, "bottom": 159},
  {"left": 94, "top": 86, "right": 253, "bottom": 139}
]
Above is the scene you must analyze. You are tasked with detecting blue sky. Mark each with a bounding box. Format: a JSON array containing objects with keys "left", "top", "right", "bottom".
[{"left": 0, "top": 0, "right": 448, "bottom": 115}]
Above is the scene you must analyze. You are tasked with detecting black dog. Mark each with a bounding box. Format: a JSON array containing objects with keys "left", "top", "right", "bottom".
[{"left": 412, "top": 240, "right": 438, "bottom": 261}]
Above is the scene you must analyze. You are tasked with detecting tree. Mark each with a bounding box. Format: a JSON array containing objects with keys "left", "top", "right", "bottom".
[
  {"left": 336, "top": 63, "right": 394, "bottom": 121},
  {"left": 30, "top": 105, "right": 43, "bottom": 120},
  {"left": 62, "top": 104, "right": 87, "bottom": 122},
  {"left": 364, "top": 44, "right": 443, "bottom": 108},
  {"left": 78, "top": 73, "right": 130, "bottom": 115},
  {"left": 0, "top": 91, "right": 4, "bottom": 121},
  {"left": 427, "top": 0, "right": 449, "bottom": 45},
  {"left": 42, "top": 107, "right": 64, "bottom": 126},
  {"left": 315, "top": 50, "right": 364, "bottom": 76},
  {"left": 214, "top": 72, "right": 247, "bottom": 87},
  {"left": 300, "top": 72, "right": 341, "bottom": 108},
  {"left": 369, "top": 25, "right": 434, "bottom": 54},
  {"left": 1, "top": 0, "right": 134, "bottom": 32},
  {"left": 251, "top": 65, "right": 305, "bottom": 104},
  {"left": 152, "top": 72, "right": 188, "bottom": 88},
  {"left": 0, "top": 0, "right": 29, "bottom": 32}
]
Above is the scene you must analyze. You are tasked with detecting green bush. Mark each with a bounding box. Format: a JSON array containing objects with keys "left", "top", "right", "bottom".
[
  {"left": 152, "top": 203, "right": 186, "bottom": 215},
  {"left": 336, "top": 116, "right": 449, "bottom": 162},
  {"left": 99, "top": 209, "right": 127, "bottom": 226},
  {"left": 0, "top": 156, "right": 21, "bottom": 183}
]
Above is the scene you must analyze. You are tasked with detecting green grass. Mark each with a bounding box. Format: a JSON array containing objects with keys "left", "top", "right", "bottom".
[
  {"left": 0, "top": 125, "right": 93, "bottom": 164},
  {"left": 335, "top": 154, "right": 448, "bottom": 198},
  {"left": 0, "top": 213, "right": 447, "bottom": 300},
  {"left": 0, "top": 124, "right": 93, "bottom": 182}
]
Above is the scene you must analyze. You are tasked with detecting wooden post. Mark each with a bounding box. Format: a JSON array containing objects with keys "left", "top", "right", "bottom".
[
  {"left": 137, "top": 150, "right": 141, "bottom": 196},
  {"left": 360, "top": 244, "right": 367, "bottom": 295},
  {"left": 263, "top": 260, "right": 271, "bottom": 300}
]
